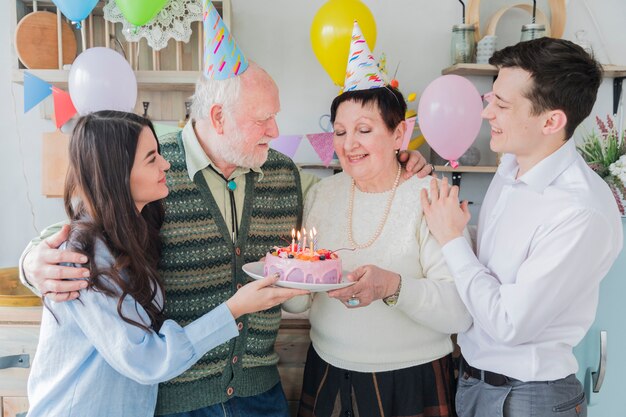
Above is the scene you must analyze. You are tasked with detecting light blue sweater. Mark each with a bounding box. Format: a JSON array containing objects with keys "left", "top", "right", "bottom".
[{"left": 27, "top": 239, "right": 238, "bottom": 417}]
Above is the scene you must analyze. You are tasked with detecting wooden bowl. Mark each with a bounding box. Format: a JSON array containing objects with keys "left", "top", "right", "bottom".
[{"left": 0, "top": 267, "right": 41, "bottom": 307}]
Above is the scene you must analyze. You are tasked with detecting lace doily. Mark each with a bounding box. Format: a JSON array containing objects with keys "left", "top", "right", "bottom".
[{"left": 103, "top": 0, "right": 203, "bottom": 51}]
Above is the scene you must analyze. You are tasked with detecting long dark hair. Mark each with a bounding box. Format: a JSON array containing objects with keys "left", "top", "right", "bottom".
[{"left": 63, "top": 110, "right": 165, "bottom": 332}]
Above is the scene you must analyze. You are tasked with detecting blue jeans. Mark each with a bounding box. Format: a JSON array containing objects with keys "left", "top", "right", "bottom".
[
  {"left": 456, "top": 372, "right": 586, "bottom": 417},
  {"left": 158, "top": 382, "right": 290, "bottom": 417}
]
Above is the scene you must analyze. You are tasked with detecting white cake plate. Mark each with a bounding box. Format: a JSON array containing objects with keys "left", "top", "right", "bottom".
[{"left": 241, "top": 262, "right": 355, "bottom": 292}]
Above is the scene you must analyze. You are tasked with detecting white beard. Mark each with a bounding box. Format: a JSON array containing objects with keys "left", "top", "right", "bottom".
[{"left": 211, "top": 128, "right": 269, "bottom": 169}]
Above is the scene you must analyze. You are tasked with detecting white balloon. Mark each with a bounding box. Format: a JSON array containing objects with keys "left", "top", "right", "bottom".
[{"left": 68, "top": 47, "right": 137, "bottom": 115}]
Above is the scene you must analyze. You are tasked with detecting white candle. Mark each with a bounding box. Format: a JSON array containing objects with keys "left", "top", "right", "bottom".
[{"left": 297, "top": 231, "right": 301, "bottom": 252}]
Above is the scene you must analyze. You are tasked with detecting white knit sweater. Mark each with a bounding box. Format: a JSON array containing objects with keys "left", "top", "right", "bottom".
[{"left": 285, "top": 172, "right": 472, "bottom": 372}]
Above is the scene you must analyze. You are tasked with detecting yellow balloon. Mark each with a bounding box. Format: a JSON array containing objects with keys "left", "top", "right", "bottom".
[
  {"left": 408, "top": 134, "right": 426, "bottom": 151},
  {"left": 310, "top": 0, "right": 377, "bottom": 86}
]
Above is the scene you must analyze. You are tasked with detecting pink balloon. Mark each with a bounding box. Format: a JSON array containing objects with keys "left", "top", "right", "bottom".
[{"left": 418, "top": 75, "right": 483, "bottom": 166}]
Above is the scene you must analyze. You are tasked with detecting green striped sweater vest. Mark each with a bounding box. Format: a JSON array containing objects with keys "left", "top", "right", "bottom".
[{"left": 154, "top": 131, "right": 302, "bottom": 414}]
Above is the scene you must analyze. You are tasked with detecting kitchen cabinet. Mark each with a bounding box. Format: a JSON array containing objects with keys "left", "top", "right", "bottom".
[
  {"left": 574, "top": 219, "right": 626, "bottom": 416},
  {"left": 2, "top": 397, "right": 29, "bottom": 417},
  {"left": 0, "top": 307, "right": 39, "bottom": 417}
]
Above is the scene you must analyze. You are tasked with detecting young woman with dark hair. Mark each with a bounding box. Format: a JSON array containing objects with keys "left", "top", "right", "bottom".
[{"left": 26, "top": 110, "right": 306, "bottom": 417}]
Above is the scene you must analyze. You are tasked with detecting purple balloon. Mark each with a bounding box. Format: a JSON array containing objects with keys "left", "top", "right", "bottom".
[
  {"left": 418, "top": 75, "right": 483, "bottom": 165},
  {"left": 69, "top": 47, "right": 137, "bottom": 115}
]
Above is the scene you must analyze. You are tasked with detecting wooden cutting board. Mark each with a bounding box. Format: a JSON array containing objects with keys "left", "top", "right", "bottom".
[
  {"left": 14, "top": 11, "right": 77, "bottom": 69},
  {"left": 41, "top": 130, "right": 70, "bottom": 198}
]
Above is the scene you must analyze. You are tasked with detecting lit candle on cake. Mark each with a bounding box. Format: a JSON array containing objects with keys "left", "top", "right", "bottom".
[
  {"left": 302, "top": 227, "right": 307, "bottom": 253},
  {"left": 291, "top": 228, "right": 296, "bottom": 252},
  {"left": 296, "top": 231, "right": 301, "bottom": 252},
  {"left": 312, "top": 227, "right": 318, "bottom": 251},
  {"left": 309, "top": 229, "right": 314, "bottom": 255}
]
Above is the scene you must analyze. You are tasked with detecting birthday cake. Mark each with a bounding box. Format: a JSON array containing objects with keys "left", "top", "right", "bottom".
[{"left": 264, "top": 246, "right": 342, "bottom": 284}]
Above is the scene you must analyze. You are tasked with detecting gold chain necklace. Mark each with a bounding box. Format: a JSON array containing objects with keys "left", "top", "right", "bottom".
[{"left": 347, "top": 164, "right": 402, "bottom": 249}]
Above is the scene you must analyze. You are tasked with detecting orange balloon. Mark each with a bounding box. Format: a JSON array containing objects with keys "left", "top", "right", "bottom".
[{"left": 310, "top": 0, "right": 377, "bottom": 86}]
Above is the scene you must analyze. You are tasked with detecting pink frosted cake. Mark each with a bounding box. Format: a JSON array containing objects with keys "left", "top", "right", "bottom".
[{"left": 264, "top": 247, "right": 342, "bottom": 284}]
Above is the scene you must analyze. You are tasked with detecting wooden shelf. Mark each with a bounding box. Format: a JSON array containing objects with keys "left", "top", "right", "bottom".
[
  {"left": 442, "top": 64, "right": 498, "bottom": 76},
  {"left": 435, "top": 165, "right": 497, "bottom": 173},
  {"left": 12, "top": 69, "right": 199, "bottom": 91},
  {"left": 297, "top": 163, "right": 341, "bottom": 170},
  {"left": 604, "top": 65, "right": 626, "bottom": 78},
  {"left": 298, "top": 163, "right": 497, "bottom": 174},
  {"left": 442, "top": 63, "right": 626, "bottom": 78}
]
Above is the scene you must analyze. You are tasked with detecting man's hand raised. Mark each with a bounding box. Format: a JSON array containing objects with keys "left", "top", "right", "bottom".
[{"left": 23, "top": 224, "right": 89, "bottom": 302}]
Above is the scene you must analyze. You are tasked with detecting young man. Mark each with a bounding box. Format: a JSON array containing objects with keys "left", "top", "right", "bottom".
[{"left": 421, "top": 38, "right": 623, "bottom": 417}]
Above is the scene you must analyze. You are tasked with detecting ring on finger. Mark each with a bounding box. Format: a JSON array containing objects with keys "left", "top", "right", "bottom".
[{"left": 346, "top": 295, "right": 360, "bottom": 307}]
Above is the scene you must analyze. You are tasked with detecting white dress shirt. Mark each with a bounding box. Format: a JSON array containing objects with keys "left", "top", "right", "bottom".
[{"left": 442, "top": 139, "right": 623, "bottom": 382}]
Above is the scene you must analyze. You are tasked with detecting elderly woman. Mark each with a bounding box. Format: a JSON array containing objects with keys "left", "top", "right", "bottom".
[
  {"left": 286, "top": 84, "right": 472, "bottom": 417},
  {"left": 285, "top": 24, "right": 472, "bottom": 415}
]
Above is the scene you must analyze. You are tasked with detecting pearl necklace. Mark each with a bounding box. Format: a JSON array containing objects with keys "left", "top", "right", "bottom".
[{"left": 347, "top": 163, "right": 402, "bottom": 249}]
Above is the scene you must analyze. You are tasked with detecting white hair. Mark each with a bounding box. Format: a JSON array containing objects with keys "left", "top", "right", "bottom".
[
  {"left": 190, "top": 73, "right": 242, "bottom": 121},
  {"left": 191, "top": 62, "right": 270, "bottom": 121}
]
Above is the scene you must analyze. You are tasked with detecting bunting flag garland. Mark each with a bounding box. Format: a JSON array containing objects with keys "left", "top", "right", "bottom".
[
  {"left": 51, "top": 87, "right": 78, "bottom": 128},
  {"left": 306, "top": 132, "right": 335, "bottom": 167},
  {"left": 24, "top": 72, "right": 52, "bottom": 113},
  {"left": 400, "top": 116, "right": 417, "bottom": 151},
  {"left": 269, "top": 135, "right": 303, "bottom": 159},
  {"left": 21, "top": 72, "right": 338, "bottom": 166},
  {"left": 22, "top": 72, "right": 78, "bottom": 127}
]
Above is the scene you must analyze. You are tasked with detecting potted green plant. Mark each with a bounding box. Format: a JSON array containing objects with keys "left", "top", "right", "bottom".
[{"left": 577, "top": 115, "right": 626, "bottom": 215}]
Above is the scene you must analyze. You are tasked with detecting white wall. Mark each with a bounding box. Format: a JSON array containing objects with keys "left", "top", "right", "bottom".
[
  {"left": 1, "top": 2, "right": 66, "bottom": 267},
  {"left": 1, "top": 0, "right": 625, "bottom": 266}
]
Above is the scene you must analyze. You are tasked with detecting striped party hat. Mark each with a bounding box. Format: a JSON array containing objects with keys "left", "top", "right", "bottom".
[
  {"left": 343, "top": 20, "right": 386, "bottom": 91},
  {"left": 202, "top": 0, "right": 248, "bottom": 80}
]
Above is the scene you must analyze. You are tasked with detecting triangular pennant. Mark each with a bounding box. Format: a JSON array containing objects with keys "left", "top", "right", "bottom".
[
  {"left": 306, "top": 133, "right": 335, "bottom": 167},
  {"left": 51, "top": 87, "right": 77, "bottom": 128},
  {"left": 270, "top": 135, "right": 303, "bottom": 159},
  {"left": 24, "top": 72, "right": 52, "bottom": 113},
  {"left": 400, "top": 116, "right": 417, "bottom": 151},
  {"left": 202, "top": 0, "right": 248, "bottom": 80}
]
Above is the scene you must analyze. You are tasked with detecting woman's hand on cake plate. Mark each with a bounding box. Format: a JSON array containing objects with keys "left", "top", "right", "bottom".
[
  {"left": 327, "top": 265, "right": 401, "bottom": 308},
  {"left": 226, "top": 274, "right": 309, "bottom": 319}
]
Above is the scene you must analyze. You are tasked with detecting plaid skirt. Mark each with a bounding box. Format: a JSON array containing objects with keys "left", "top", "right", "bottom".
[{"left": 297, "top": 344, "right": 456, "bottom": 417}]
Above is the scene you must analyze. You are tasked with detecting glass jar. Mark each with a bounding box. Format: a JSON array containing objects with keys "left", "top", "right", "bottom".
[
  {"left": 451, "top": 24, "right": 476, "bottom": 64},
  {"left": 520, "top": 24, "right": 546, "bottom": 42}
]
